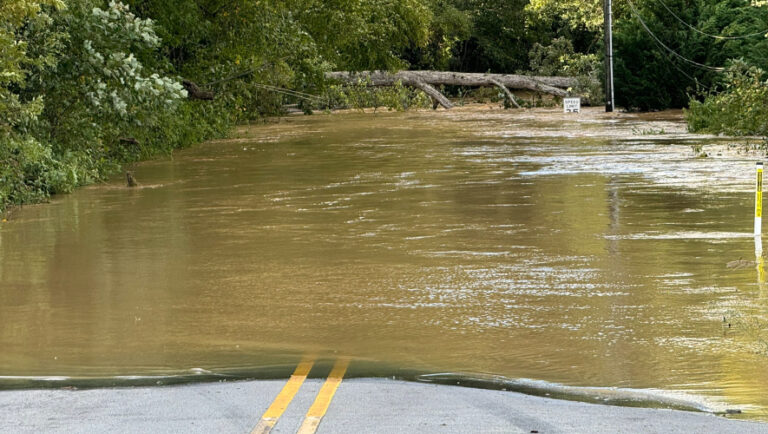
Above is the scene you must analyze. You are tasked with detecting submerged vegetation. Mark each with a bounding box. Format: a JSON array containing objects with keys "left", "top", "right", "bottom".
[{"left": 2, "top": 0, "right": 768, "bottom": 210}]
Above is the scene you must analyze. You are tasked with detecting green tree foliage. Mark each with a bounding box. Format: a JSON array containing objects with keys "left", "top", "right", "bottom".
[
  {"left": 528, "top": 37, "right": 604, "bottom": 104},
  {"left": 448, "top": 0, "right": 532, "bottom": 72},
  {"left": 613, "top": 0, "right": 704, "bottom": 110},
  {"left": 128, "top": 0, "right": 322, "bottom": 117},
  {"left": 682, "top": 2, "right": 768, "bottom": 136},
  {"left": 528, "top": 38, "right": 598, "bottom": 77},
  {"left": 125, "top": 0, "right": 435, "bottom": 117},
  {"left": 38, "top": 1, "right": 187, "bottom": 152},
  {"left": 614, "top": 0, "right": 768, "bottom": 111},
  {"left": 0, "top": 0, "right": 64, "bottom": 132},
  {"left": 407, "top": 0, "right": 602, "bottom": 104},
  {"left": 697, "top": 0, "right": 768, "bottom": 70},
  {"left": 1, "top": 0, "right": 72, "bottom": 207},
  {"left": 293, "top": 0, "right": 433, "bottom": 71},
  {"left": 526, "top": 0, "right": 603, "bottom": 31},
  {"left": 686, "top": 60, "right": 768, "bottom": 136},
  {"left": 402, "top": 0, "right": 472, "bottom": 70}
]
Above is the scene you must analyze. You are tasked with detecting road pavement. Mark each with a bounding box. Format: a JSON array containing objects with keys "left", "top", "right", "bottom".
[{"left": 1, "top": 378, "right": 767, "bottom": 433}]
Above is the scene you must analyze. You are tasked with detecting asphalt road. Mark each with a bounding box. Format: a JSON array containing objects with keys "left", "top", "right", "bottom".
[{"left": 1, "top": 378, "right": 766, "bottom": 433}]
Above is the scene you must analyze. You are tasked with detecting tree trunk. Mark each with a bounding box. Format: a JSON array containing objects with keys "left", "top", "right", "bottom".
[{"left": 325, "top": 70, "right": 578, "bottom": 109}]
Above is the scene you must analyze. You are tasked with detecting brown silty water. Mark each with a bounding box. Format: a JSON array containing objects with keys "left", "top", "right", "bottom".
[{"left": 1, "top": 106, "right": 768, "bottom": 419}]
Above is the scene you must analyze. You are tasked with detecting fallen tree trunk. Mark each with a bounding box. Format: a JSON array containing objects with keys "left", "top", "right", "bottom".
[{"left": 326, "top": 70, "right": 579, "bottom": 109}]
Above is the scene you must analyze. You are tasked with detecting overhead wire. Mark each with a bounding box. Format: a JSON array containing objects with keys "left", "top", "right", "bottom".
[
  {"left": 629, "top": 9, "right": 716, "bottom": 91},
  {"left": 203, "top": 64, "right": 326, "bottom": 103},
  {"left": 251, "top": 83, "right": 327, "bottom": 103},
  {"left": 252, "top": 83, "right": 322, "bottom": 101},
  {"left": 652, "top": 40, "right": 717, "bottom": 92},
  {"left": 626, "top": 0, "right": 725, "bottom": 71},
  {"left": 653, "top": 0, "right": 768, "bottom": 40}
]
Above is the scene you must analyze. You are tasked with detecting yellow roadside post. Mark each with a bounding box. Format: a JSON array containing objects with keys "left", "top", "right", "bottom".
[
  {"left": 755, "top": 163, "right": 766, "bottom": 287},
  {"left": 755, "top": 162, "right": 763, "bottom": 239}
]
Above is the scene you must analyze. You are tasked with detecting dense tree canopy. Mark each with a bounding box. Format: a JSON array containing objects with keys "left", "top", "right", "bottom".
[{"left": 614, "top": 0, "right": 768, "bottom": 110}]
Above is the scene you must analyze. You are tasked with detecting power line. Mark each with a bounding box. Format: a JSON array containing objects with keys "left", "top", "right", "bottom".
[
  {"left": 654, "top": 0, "right": 768, "bottom": 40},
  {"left": 626, "top": 0, "right": 725, "bottom": 71},
  {"left": 635, "top": 19, "right": 717, "bottom": 93},
  {"left": 251, "top": 83, "right": 326, "bottom": 103},
  {"left": 652, "top": 37, "right": 716, "bottom": 92}
]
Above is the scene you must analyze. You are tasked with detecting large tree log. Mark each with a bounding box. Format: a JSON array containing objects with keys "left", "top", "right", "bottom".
[
  {"left": 326, "top": 70, "right": 578, "bottom": 109},
  {"left": 405, "top": 70, "right": 579, "bottom": 89}
]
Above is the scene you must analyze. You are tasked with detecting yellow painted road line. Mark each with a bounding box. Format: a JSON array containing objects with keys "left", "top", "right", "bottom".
[
  {"left": 251, "top": 357, "right": 315, "bottom": 434},
  {"left": 297, "top": 358, "right": 350, "bottom": 434}
]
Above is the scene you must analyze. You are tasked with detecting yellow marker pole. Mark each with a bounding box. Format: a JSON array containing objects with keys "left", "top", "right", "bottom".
[
  {"left": 756, "top": 163, "right": 765, "bottom": 288},
  {"left": 251, "top": 357, "right": 315, "bottom": 434},
  {"left": 756, "top": 162, "right": 763, "bottom": 238},
  {"left": 297, "top": 358, "right": 350, "bottom": 434}
]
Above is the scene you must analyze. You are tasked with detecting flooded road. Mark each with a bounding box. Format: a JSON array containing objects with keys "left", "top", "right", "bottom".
[{"left": 1, "top": 107, "right": 767, "bottom": 419}]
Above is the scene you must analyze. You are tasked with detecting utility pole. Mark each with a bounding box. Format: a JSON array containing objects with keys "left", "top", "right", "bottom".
[{"left": 604, "top": 0, "right": 615, "bottom": 112}]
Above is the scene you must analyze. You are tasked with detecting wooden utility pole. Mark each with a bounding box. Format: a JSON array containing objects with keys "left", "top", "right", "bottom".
[{"left": 604, "top": 0, "right": 615, "bottom": 112}]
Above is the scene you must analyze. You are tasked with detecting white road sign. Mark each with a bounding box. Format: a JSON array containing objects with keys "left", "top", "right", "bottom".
[{"left": 564, "top": 98, "right": 581, "bottom": 113}]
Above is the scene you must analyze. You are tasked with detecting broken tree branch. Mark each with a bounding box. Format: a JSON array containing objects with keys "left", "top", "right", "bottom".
[
  {"left": 487, "top": 78, "right": 521, "bottom": 109},
  {"left": 400, "top": 76, "right": 453, "bottom": 109}
]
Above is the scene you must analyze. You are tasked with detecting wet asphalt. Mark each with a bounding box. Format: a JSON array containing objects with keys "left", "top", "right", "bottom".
[{"left": 1, "top": 378, "right": 767, "bottom": 433}]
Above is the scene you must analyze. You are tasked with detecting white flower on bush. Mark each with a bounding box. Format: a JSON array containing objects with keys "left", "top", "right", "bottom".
[
  {"left": 79, "top": 1, "right": 185, "bottom": 118},
  {"left": 91, "top": 1, "right": 160, "bottom": 47}
]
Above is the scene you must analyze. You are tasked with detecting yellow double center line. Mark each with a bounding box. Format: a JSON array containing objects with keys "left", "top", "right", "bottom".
[
  {"left": 298, "top": 358, "right": 349, "bottom": 434},
  {"left": 251, "top": 357, "right": 315, "bottom": 434},
  {"left": 251, "top": 357, "right": 349, "bottom": 434}
]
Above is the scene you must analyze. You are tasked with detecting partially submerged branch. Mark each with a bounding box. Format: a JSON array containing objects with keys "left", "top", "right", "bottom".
[
  {"left": 487, "top": 78, "right": 521, "bottom": 109},
  {"left": 401, "top": 78, "right": 453, "bottom": 109}
]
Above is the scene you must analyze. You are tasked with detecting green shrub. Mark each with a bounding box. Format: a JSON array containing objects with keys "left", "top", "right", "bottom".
[
  {"left": 326, "top": 80, "right": 432, "bottom": 112},
  {"left": 0, "top": 136, "right": 69, "bottom": 209},
  {"left": 686, "top": 60, "right": 768, "bottom": 137}
]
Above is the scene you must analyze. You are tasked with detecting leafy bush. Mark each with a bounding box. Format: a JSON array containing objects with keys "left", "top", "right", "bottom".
[
  {"left": 326, "top": 80, "right": 432, "bottom": 112},
  {"left": 686, "top": 60, "right": 768, "bottom": 137},
  {"left": 0, "top": 136, "right": 80, "bottom": 206}
]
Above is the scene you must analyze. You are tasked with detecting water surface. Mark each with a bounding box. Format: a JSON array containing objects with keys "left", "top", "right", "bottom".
[{"left": 1, "top": 107, "right": 767, "bottom": 419}]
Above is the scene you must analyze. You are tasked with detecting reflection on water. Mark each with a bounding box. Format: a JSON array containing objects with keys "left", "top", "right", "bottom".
[{"left": 1, "top": 107, "right": 768, "bottom": 419}]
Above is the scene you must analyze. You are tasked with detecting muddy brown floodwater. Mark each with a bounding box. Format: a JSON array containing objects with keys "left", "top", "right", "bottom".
[{"left": 2, "top": 106, "right": 768, "bottom": 420}]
